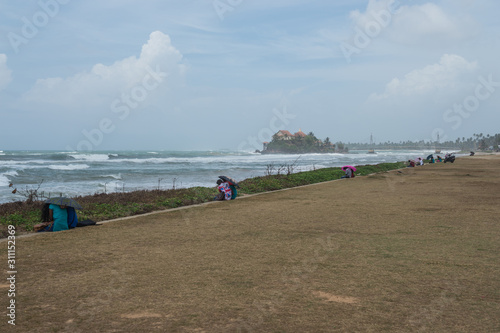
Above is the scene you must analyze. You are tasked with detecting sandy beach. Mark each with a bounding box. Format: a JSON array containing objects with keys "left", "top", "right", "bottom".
[{"left": 1, "top": 154, "right": 499, "bottom": 332}]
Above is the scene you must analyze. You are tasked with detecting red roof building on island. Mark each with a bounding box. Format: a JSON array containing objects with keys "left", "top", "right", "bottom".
[
  {"left": 276, "top": 130, "right": 293, "bottom": 140},
  {"left": 262, "top": 129, "right": 338, "bottom": 154},
  {"left": 294, "top": 129, "right": 306, "bottom": 138}
]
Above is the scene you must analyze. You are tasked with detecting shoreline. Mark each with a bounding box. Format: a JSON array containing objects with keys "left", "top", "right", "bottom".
[
  {"left": 0, "top": 148, "right": 459, "bottom": 205},
  {"left": 0, "top": 162, "right": 387, "bottom": 242},
  {"left": 0, "top": 160, "right": 410, "bottom": 236},
  {"left": 1, "top": 153, "right": 497, "bottom": 238}
]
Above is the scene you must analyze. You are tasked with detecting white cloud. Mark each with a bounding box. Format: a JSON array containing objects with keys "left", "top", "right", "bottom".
[
  {"left": 349, "top": 1, "right": 476, "bottom": 45},
  {"left": 23, "top": 31, "right": 186, "bottom": 109},
  {"left": 349, "top": 0, "right": 399, "bottom": 26},
  {"left": 391, "top": 3, "right": 469, "bottom": 43},
  {"left": 0, "top": 54, "right": 12, "bottom": 91},
  {"left": 369, "top": 54, "right": 478, "bottom": 100}
]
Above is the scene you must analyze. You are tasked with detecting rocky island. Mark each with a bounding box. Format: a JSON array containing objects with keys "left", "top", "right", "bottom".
[{"left": 259, "top": 130, "right": 347, "bottom": 154}]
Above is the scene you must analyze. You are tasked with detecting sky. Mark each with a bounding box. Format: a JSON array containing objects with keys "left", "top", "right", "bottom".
[{"left": 0, "top": 0, "right": 499, "bottom": 151}]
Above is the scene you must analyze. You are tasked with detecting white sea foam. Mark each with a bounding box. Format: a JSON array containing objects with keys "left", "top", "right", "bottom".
[
  {"left": 0, "top": 176, "right": 9, "bottom": 187},
  {"left": 301, "top": 164, "right": 329, "bottom": 171},
  {"left": 104, "top": 157, "right": 196, "bottom": 164},
  {"left": 98, "top": 180, "right": 125, "bottom": 192},
  {"left": 101, "top": 173, "right": 122, "bottom": 180},
  {"left": 98, "top": 154, "right": 303, "bottom": 165},
  {"left": 0, "top": 171, "right": 18, "bottom": 186},
  {"left": 0, "top": 160, "right": 48, "bottom": 166},
  {"left": 69, "top": 154, "right": 110, "bottom": 162},
  {"left": 48, "top": 164, "right": 90, "bottom": 170}
]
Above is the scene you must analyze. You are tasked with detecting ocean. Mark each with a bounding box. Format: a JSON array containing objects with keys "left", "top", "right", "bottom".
[{"left": 0, "top": 149, "right": 449, "bottom": 204}]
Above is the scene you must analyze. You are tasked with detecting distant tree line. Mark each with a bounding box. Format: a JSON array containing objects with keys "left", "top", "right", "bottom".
[{"left": 347, "top": 133, "right": 500, "bottom": 152}]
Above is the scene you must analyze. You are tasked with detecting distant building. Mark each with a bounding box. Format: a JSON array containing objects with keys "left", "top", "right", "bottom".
[
  {"left": 294, "top": 129, "right": 306, "bottom": 138},
  {"left": 262, "top": 129, "right": 337, "bottom": 154},
  {"left": 275, "top": 130, "right": 293, "bottom": 140}
]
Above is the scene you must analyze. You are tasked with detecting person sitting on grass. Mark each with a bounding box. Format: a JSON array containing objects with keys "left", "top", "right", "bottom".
[
  {"left": 215, "top": 179, "right": 232, "bottom": 201},
  {"left": 36, "top": 203, "right": 70, "bottom": 232},
  {"left": 407, "top": 160, "right": 416, "bottom": 167},
  {"left": 341, "top": 167, "right": 354, "bottom": 179}
]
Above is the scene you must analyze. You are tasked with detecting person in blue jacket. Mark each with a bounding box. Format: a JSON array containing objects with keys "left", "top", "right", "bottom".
[{"left": 39, "top": 203, "right": 78, "bottom": 231}]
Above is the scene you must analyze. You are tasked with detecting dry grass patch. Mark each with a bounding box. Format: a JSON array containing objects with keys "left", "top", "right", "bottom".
[{"left": 313, "top": 291, "right": 359, "bottom": 304}]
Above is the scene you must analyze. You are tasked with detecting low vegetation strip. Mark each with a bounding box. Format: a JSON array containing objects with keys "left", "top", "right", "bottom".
[{"left": 0, "top": 161, "right": 406, "bottom": 236}]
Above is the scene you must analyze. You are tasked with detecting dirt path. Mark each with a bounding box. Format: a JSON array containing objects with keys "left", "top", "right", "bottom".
[{"left": 2, "top": 155, "right": 499, "bottom": 332}]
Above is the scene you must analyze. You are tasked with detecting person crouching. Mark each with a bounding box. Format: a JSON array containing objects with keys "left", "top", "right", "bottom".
[{"left": 215, "top": 179, "right": 232, "bottom": 201}]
